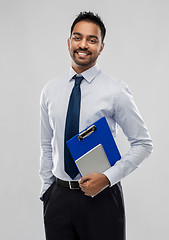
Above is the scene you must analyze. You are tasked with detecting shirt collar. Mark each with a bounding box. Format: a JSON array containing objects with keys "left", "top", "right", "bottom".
[{"left": 68, "top": 64, "right": 101, "bottom": 83}]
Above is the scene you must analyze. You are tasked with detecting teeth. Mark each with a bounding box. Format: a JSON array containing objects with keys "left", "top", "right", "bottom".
[{"left": 78, "top": 52, "right": 88, "bottom": 56}]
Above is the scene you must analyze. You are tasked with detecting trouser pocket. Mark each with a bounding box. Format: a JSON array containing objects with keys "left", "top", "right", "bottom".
[{"left": 43, "top": 181, "right": 55, "bottom": 206}]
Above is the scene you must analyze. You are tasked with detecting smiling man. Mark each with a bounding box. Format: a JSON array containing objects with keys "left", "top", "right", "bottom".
[
  {"left": 40, "top": 12, "right": 153, "bottom": 240},
  {"left": 68, "top": 20, "right": 104, "bottom": 72}
]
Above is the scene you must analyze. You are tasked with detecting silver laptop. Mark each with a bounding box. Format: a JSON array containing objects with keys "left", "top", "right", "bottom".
[{"left": 75, "top": 144, "right": 111, "bottom": 176}]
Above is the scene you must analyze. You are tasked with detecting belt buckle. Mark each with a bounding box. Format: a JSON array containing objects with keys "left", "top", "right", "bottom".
[{"left": 69, "top": 181, "right": 80, "bottom": 190}]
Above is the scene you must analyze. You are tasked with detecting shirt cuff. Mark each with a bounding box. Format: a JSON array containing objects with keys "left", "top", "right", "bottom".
[{"left": 103, "top": 166, "right": 122, "bottom": 187}]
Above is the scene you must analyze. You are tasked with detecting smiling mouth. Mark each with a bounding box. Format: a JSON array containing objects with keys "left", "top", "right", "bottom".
[{"left": 74, "top": 50, "right": 91, "bottom": 57}]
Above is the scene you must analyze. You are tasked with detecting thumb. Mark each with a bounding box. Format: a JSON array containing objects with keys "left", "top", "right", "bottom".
[{"left": 79, "top": 174, "right": 91, "bottom": 184}]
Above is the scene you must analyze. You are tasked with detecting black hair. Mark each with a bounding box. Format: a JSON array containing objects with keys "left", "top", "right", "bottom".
[{"left": 70, "top": 11, "right": 106, "bottom": 42}]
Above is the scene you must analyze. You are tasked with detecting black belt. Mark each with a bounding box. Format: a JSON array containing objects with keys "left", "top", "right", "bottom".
[{"left": 56, "top": 178, "right": 81, "bottom": 190}]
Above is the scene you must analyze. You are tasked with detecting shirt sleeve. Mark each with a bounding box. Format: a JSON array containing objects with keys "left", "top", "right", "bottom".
[
  {"left": 103, "top": 86, "right": 153, "bottom": 186},
  {"left": 39, "top": 89, "right": 55, "bottom": 200}
]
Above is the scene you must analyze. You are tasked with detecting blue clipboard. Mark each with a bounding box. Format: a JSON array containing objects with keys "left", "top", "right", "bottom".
[{"left": 66, "top": 117, "right": 121, "bottom": 169}]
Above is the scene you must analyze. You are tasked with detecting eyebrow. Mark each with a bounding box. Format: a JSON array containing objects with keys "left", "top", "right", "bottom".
[{"left": 72, "top": 32, "right": 99, "bottom": 40}]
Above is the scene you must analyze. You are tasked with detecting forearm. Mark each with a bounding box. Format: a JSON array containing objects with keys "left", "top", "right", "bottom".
[
  {"left": 39, "top": 133, "right": 55, "bottom": 198},
  {"left": 104, "top": 143, "right": 153, "bottom": 187},
  {"left": 39, "top": 154, "right": 55, "bottom": 198}
]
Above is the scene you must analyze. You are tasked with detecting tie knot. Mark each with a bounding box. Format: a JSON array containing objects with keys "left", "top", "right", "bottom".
[{"left": 73, "top": 75, "right": 84, "bottom": 86}]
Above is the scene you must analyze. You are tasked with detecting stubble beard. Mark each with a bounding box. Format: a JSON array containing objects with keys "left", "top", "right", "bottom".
[{"left": 70, "top": 50, "right": 99, "bottom": 67}]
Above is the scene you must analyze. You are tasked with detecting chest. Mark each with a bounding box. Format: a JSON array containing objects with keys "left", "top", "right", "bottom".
[{"left": 47, "top": 79, "right": 117, "bottom": 133}]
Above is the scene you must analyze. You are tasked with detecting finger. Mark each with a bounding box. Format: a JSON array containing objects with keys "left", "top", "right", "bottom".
[
  {"left": 79, "top": 175, "right": 90, "bottom": 184},
  {"left": 84, "top": 192, "right": 91, "bottom": 196},
  {"left": 80, "top": 185, "right": 88, "bottom": 193},
  {"left": 79, "top": 181, "right": 90, "bottom": 189},
  {"left": 79, "top": 183, "right": 85, "bottom": 189},
  {"left": 79, "top": 185, "right": 90, "bottom": 195},
  {"left": 80, "top": 188, "right": 85, "bottom": 193},
  {"left": 82, "top": 188, "right": 88, "bottom": 195},
  {"left": 79, "top": 185, "right": 85, "bottom": 190}
]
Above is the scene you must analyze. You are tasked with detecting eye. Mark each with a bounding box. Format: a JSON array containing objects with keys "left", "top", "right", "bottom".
[
  {"left": 89, "top": 39, "right": 97, "bottom": 44},
  {"left": 73, "top": 36, "right": 81, "bottom": 41}
]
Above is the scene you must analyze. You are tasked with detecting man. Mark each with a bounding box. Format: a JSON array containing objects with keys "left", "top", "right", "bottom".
[{"left": 40, "top": 11, "right": 153, "bottom": 240}]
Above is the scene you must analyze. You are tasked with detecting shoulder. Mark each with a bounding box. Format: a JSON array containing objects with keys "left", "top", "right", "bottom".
[
  {"left": 99, "top": 70, "right": 130, "bottom": 95},
  {"left": 41, "top": 72, "right": 69, "bottom": 96}
]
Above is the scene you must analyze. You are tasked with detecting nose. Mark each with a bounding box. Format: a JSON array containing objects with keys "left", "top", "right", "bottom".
[{"left": 79, "top": 38, "right": 88, "bottom": 49}]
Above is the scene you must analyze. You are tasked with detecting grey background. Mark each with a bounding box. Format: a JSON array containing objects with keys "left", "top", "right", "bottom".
[{"left": 0, "top": 0, "right": 168, "bottom": 239}]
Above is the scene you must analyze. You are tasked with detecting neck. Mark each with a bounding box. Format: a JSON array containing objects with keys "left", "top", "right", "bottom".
[{"left": 72, "top": 62, "right": 96, "bottom": 74}]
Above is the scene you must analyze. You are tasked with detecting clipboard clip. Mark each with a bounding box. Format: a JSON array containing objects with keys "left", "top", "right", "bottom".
[{"left": 78, "top": 125, "right": 96, "bottom": 141}]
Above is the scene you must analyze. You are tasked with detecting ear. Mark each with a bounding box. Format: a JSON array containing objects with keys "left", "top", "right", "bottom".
[
  {"left": 99, "top": 42, "right": 105, "bottom": 55},
  {"left": 67, "top": 38, "right": 70, "bottom": 48}
]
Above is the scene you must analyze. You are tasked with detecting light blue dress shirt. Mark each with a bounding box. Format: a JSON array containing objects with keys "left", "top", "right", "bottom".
[{"left": 40, "top": 64, "right": 153, "bottom": 198}]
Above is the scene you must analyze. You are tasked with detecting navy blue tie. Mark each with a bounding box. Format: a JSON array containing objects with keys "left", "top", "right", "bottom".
[{"left": 64, "top": 75, "right": 84, "bottom": 179}]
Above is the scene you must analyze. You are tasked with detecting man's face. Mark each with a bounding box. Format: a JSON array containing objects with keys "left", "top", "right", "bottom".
[{"left": 68, "top": 21, "right": 104, "bottom": 73}]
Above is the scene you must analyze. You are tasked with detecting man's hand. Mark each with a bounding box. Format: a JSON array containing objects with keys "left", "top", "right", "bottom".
[{"left": 78, "top": 173, "right": 110, "bottom": 196}]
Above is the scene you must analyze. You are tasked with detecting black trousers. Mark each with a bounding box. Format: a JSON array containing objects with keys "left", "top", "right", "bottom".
[{"left": 43, "top": 179, "right": 126, "bottom": 240}]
